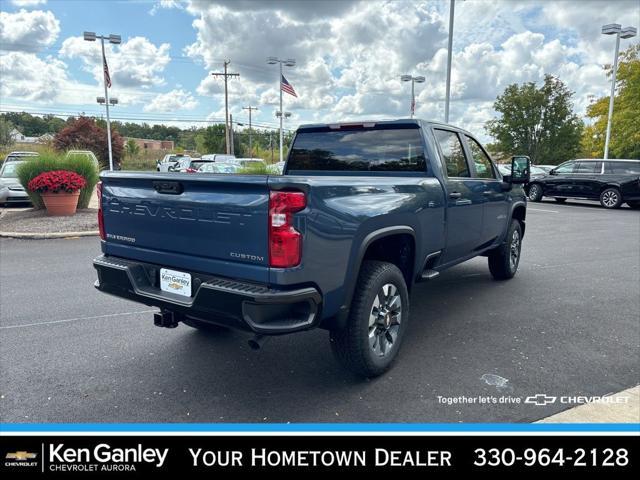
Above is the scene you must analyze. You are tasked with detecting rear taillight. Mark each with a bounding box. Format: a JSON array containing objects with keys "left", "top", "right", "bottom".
[
  {"left": 97, "top": 181, "right": 105, "bottom": 240},
  {"left": 269, "top": 191, "right": 306, "bottom": 268}
]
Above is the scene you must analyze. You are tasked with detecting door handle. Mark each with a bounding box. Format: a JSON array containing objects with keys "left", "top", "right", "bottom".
[
  {"left": 449, "top": 192, "right": 462, "bottom": 199},
  {"left": 482, "top": 190, "right": 492, "bottom": 196}
]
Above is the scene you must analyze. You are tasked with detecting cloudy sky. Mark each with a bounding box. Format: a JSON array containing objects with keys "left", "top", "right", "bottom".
[{"left": 1, "top": 0, "right": 638, "bottom": 140}]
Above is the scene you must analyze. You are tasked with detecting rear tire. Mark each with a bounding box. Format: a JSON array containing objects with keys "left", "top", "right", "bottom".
[
  {"left": 488, "top": 219, "right": 523, "bottom": 280},
  {"left": 599, "top": 187, "right": 622, "bottom": 209},
  {"left": 330, "top": 260, "right": 409, "bottom": 378},
  {"left": 554, "top": 198, "right": 567, "bottom": 203},
  {"left": 182, "top": 318, "right": 229, "bottom": 333},
  {"left": 626, "top": 201, "right": 640, "bottom": 210},
  {"left": 528, "top": 184, "right": 543, "bottom": 202}
]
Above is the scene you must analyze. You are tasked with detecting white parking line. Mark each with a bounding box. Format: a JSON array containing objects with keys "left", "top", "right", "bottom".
[
  {"left": 527, "top": 208, "right": 559, "bottom": 213},
  {"left": 0, "top": 309, "right": 156, "bottom": 330}
]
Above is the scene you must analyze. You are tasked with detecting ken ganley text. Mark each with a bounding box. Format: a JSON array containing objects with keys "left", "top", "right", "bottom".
[{"left": 190, "top": 448, "right": 452, "bottom": 468}]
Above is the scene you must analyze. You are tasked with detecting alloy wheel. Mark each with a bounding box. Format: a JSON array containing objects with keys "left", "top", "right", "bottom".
[{"left": 368, "top": 283, "right": 402, "bottom": 357}]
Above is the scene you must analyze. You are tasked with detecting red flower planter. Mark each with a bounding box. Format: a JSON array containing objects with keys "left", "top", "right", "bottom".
[
  {"left": 27, "top": 170, "right": 86, "bottom": 216},
  {"left": 41, "top": 191, "right": 81, "bottom": 216}
]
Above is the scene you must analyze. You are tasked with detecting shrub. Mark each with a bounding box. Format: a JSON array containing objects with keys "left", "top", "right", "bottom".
[
  {"left": 53, "top": 116, "right": 124, "bottom": 170},
  {"left": 28, "top": 170, "right": 86, "bottom": 193},
  {"left": 237, "top": 162, "right": 269, "bottom": 175},
  {"left": 16, "top": 150, "right": 99, "bottom": 209}
]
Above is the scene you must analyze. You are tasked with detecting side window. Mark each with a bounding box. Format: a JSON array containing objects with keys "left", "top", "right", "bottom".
[
  {"left": 465, "top": 135, "right": 496, "bottom": 179},
  {"left": 555, "top": 161, "right": 575, "bottom": 174},
  {"left": 434, "top": 129, "right": 469, "bottom": 178},
  {"left": 574, "top": 161, "right": 598, "bottom": 174}
]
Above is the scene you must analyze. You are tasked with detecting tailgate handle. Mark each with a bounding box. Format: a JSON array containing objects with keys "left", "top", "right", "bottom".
[{"left": 153, "top": 181, "right": 183, "bottom": 195}]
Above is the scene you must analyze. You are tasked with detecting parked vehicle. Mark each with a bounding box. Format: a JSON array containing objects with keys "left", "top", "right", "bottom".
[
  {"left": 3, "top": 151, "right": 39, "bottom": 163},
  {"left": 201, "top": 154, "right": 236, "bottom": 163},
  {"left": 173, "top": 158, "right": 215, "bottom": 173},
  {"left": 527, "top": 158, "right": 640, "bottom": 209},
  {"left": 198, "top": 163, "right": 238, "bottom": 174},
  {"left": 157, "top": 154, "right": 190, "bottom": 172},
  {"left": 66, "top": 150, "right": 99, "bottom": 168},
  {"left": 93, "top": 119, "right": 530, "bottom": 377},
  {"left": 0, "top": 160, "right": 30, "bottom": 206},
  {"left": 534, "top": 165, "right": 555, "bottom": 173}
]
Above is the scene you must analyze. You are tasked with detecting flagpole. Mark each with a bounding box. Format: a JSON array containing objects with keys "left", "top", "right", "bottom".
[
  {"left": 279, "top": 61, "right": 283, "bottom": 164},
  {"left": 101, "top": 37, "right": 114, "bottom": 171}
]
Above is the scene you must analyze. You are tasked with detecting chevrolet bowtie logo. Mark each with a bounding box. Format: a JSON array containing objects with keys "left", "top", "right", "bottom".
[
  {"left": 6, "top": 451, "right": 37, "bottom": 460},
  {"left": 525, "top": 394, "right": 557, "bottom": 406}
]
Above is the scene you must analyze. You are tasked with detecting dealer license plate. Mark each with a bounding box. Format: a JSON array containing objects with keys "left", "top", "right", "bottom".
[{"left": 160, "top": 268, "right": 192, "bottom": 297}]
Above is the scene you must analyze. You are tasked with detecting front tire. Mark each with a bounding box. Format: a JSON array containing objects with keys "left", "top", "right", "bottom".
[
  {"left": 600, "top": 187, "right": 622, "bottom": 209},
  {"left": 528, "top": 183, "right": 543, "bottom": 202},
  {"left": 330, "top": 260, "right": 409, "bottom": 377},
  {"left": 488, "top": 219, "right": 523, "bottom": 280}
]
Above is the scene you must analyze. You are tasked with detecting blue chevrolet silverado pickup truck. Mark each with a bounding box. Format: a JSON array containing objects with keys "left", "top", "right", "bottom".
[{"left": 94, "top": 119, "right": 530, "bottom": 377}]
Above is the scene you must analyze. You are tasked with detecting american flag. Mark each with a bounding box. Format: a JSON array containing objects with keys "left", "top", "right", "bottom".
[
  {"left": 103, "top": 56, "right": 112, "bottom": 88},
  {"left": 281, "top": 75, "right": 297, "bottom": 97}
]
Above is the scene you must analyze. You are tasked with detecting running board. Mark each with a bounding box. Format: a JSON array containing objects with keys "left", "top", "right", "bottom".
[{"left": 420, "top": 269, "right": 440, "bottom": 281}]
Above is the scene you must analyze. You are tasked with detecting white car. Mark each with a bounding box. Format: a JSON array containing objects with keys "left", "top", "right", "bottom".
[
  {"left": 266, "top": 161, "right": 285, "bottom": 174},
  {"left": 157, "top": 154, "right": 190, "bottom": 172},
  {"left": 197, "top": 163, "right": 238, "bottom": 174},
  {"left": 0, "top": 160, "right": 30, "bottom": 206},
  {"left": 200, "top": 153, "right": 236, "bottom": 163}
]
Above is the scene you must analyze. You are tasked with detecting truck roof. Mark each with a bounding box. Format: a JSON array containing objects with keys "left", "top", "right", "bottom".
[{"left": 297, "top": 118, "right": 474, "bottom": 135}]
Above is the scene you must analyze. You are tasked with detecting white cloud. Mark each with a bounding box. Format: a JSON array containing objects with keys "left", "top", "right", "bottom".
[
  {"left": 60, "top": 36, "right": 171, "bottom": 88},
  {"left": 149, "top": 0, "right": 184, "bottom": 16},
  {"left": 144, "top": 89, "right": 198, "bottom": 112},
  {"left": 0, "top": 9, "right": 60, "bottom": 52},
  {"left": 0, "top": 51, "right": 68, "bottom": 102},
  {"left": 11, "top": 0, "right": 47, "bottom": 6}
]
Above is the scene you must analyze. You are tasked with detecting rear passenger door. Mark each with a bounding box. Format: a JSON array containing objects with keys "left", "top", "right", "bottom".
[
  {"left": 463, "top": 135, "right": 508, "bottom": 246},
  {"left": 573, "top": 161, "right": 602, "bottom": 198},
  {"left": 433, "top": 129, "right": 484, "bottom": 263}
]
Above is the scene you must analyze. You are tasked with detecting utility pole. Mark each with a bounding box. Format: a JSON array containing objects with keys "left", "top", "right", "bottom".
[
  {"left": 242, "top": 105, "right": 258, "bottom": 158},
  {"left": 211, "top": 60, "right": 239, "bottom": 154},
  {"left": 229, "top": 113, "right": 234, "bottom": 156},
  {"left": 269, "top": 130, "right": 274, "bottom": 163}
]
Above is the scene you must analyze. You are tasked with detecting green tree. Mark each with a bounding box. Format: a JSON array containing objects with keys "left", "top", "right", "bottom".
[
  {"left": 582, "top": 44, "right": 639, "bottom": 159},
  {"left": 485, "top": 74, "right": 583, "bottom": 165},
  {"left": 196, "top": 125, "right": 226, "bottom": 154},
  {"left": 125, "top": 138, "right": 141, "bottom": 157},
  {"left": 0, "top": 117, "right": 15, "bottom": 147}
]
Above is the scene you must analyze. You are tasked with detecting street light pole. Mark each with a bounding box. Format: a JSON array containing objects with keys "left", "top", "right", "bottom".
[
  {"left": 100, "top": 37, "right": 114, "bottom": 171},
  {"left": 445, "top": 0, "right": 455, "bottom": 123},
  {"left": 84, "top": 31, "right": 121, "bottom": 170},
  {"left": 267, "top": 57, "right": 295, "bottom": 163},
  {"left": 601, "top": 24, "right": 637, "bottom": 159}
]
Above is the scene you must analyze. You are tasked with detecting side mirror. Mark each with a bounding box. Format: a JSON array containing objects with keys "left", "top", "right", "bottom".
[
  {"left": 510, "top": 155, "right": 530, "bottom": 184},
  {"left": 549, "top": 169, "right": 557, "bottom": 175}
]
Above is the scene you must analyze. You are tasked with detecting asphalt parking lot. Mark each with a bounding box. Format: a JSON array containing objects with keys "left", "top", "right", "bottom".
[{"left": 1, "top": 199, "right": 638, "bottom": 423}]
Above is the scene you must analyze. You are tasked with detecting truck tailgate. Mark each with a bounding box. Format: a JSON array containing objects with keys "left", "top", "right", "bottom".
[{"left": 100, "top": 172, "right": 269, "bottom": 282}]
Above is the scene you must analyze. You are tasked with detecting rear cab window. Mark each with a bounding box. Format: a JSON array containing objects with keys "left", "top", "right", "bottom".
[
  {"left": 287, "top": 125, "right": 427, "bottom": 173},
  {"left": 433, "top": 129, "right": 470, "bottom": 178}
]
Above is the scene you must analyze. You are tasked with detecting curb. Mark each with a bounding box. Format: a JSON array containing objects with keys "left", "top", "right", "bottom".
[{"left": 0, "top": 230, "right": 99, "bottom": 239}]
